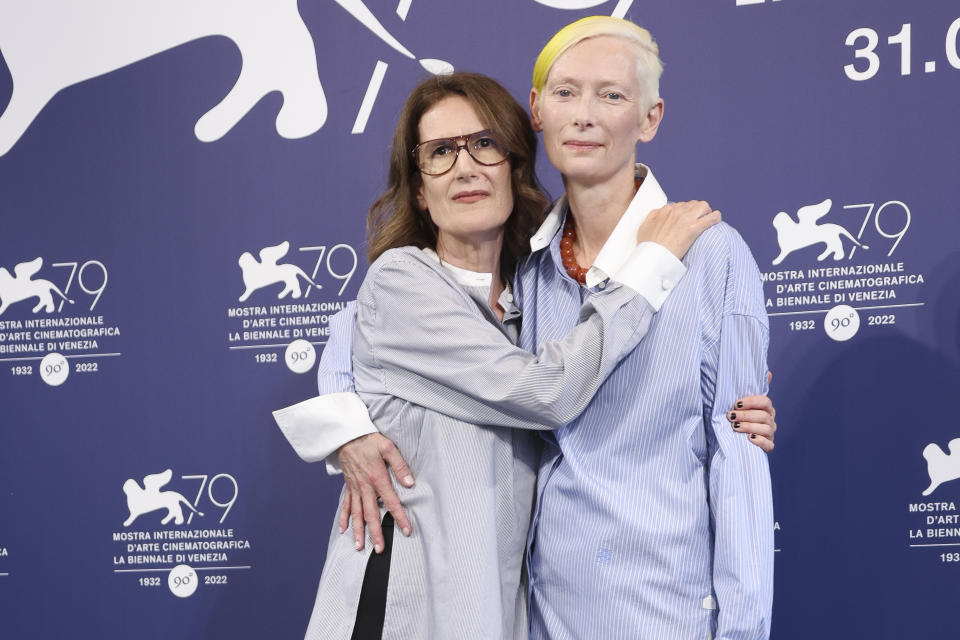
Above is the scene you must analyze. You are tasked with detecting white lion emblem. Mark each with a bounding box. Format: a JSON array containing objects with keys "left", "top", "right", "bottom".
[
  {"left": 0, "top": 0, "right": 452, "bottom": 157},
  {"left": 771, "top": 198, "right": 869, "bottom": 266},
  {"left": 238, "top": 241, "right": 320, "bottom": 302},
  {"left": 122, "top": 469, "right": 204, "bottom": 526},
  {"left": 0, "top": 257, "right": 74, "bottom": 316},
  {"left": 922, "top": 438, "right": 960, "bottom": 496}
]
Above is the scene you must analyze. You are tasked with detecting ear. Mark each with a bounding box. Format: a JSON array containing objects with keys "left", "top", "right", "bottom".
[
  {"left": 529, "top": 89, "right": 543, "bottom": 132},
  {"left": 637, "top": 98, "right": 664, "bottom": 144},
  {"left": 416, "top": 182, "right": 427, "bottom": 211}
]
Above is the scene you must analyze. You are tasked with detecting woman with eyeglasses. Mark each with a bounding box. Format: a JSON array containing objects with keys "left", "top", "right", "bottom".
[{"left": 287, "top": 71, "right": 723, "bottom": 640}]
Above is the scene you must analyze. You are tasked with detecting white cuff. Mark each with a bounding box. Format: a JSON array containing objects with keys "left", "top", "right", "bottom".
[
  {"left": 272, "top": 393, "right": 377, "bottom": 475},
  {"left": 612, "top": 241, "right": 686, "bottom": 311}
]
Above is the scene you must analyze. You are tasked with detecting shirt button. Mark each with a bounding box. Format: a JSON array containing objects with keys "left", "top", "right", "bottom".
[
  {"left": 505, "top": 293, "right": 514, "bottom": 302},
  {"left": 598, "top": 281, "right": 606, "bottom": 290},
  {"left": 661, "top": 277, "right": 675, "bottom": 290}
]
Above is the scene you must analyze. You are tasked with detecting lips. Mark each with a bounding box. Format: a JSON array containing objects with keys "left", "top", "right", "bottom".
[
  {"left": 563, "top": 140, "right": 602, "bottom": 151},
  {"left": 452, "top": 190, "right": 489, "bottom": 203}
]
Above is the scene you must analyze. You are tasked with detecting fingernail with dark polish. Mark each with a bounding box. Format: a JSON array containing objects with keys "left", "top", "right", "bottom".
[
  {"left": 729, "top": 412, "right": 736, "bottom": 420},
  {"left": 737, "top": 401, "right": 743, "bottom": 409},
  {"left": 750, "top": 434, "right": 757, "bottom": 440},
  {"left": 733, "top": 422, "right": 740, "bottom": 430}
]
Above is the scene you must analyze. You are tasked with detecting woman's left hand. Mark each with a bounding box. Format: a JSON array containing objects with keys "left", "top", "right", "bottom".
[
  {"left": 728, "top": 371, "right": 777, "bottom": 453},
  {"left": 337, "top": 433, "right": 414, "bottom": 554}
]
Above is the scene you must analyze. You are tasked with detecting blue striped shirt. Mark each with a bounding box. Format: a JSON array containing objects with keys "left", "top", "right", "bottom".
[{"left": 518, "top": 195, "right": 773, "bottom": 639}]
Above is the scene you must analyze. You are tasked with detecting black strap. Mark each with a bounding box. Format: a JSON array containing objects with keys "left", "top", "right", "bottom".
[{"left": 351, "top": 513, "right": 395, "bottom": 640}]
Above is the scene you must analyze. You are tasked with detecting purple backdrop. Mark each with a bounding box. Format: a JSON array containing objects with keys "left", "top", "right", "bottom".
[{"left": 1, "top": 1, "right": 959, "bottom": 637}]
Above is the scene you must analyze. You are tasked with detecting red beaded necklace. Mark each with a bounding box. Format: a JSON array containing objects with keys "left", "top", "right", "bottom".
[
  {"left": 561, "top": 175, "right": 644, "bottom": 285},
  {"left": 560, "top": 217, "right": 589, "bottom": 284}
]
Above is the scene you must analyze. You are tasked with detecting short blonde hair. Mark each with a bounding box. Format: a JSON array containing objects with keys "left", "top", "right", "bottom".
[{"left": 532, "top": 16, "right": 663, "bottom": 108}]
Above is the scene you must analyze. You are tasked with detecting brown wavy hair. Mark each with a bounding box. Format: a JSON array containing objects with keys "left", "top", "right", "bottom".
[{"left": 367, "top": 72, "right": 547, "bottom": 284}]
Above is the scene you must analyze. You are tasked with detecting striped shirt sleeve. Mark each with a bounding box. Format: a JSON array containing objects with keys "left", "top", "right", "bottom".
[
  {"left": 356, "top": 248, "right": 658, "bottom": 430},
  {"left": 272, "top": 303, "right": 375, "bottom": 474},
  {"left": 703, "top": 232, "right": 774, "bottom": 639}
]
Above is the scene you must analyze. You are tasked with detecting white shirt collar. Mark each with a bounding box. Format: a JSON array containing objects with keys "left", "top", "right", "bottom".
[
  {"left": 420, "top": 248, "right": 518, "bottom": 314},
  {"left": 528, "top": 164, "right": 669, "bottom": 287},
  {"left": 421, "top": 247, "right": 492, "bottom": 287}
]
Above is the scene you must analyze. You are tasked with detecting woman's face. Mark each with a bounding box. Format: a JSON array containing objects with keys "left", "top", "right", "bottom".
[
  {"left": 530, "top": 36, "right": 661, "bottom": 187},
  {"left": 416, "top": 96, "right": 514, "bottom": 248}
]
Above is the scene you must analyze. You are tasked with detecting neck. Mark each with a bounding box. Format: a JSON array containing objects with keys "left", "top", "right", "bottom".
[
  {"left": 436, "top": 231, "right": 506, "bottom": 319},
  {"left": 563, "top": 164, "right": 637, "bottom": 266}
]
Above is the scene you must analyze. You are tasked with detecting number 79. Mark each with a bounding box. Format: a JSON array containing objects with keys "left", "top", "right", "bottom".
[{"left": 842, "top": 201, "right": 910, "bottom": 258}]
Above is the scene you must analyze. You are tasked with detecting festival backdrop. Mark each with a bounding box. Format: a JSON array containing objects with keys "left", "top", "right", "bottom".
[{"left": 1, "top": 0, "right": 958, "bottom": 638}]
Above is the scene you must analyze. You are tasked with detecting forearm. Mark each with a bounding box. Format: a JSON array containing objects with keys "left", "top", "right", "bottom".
[
  {"left": 709, "top": 315, "right": 774, "bottom": 639},
  {"left": 273, "top": 302, "right": 378, "bottom": 473},
  {"left": 366, "top": 260, "right": 657, "bottom": 430},
  {"left": 272, "top": 393, "right": 376, "bottom": 472},
  {"left": 710, "top": 447, "right": 774, "bottom": 639}
]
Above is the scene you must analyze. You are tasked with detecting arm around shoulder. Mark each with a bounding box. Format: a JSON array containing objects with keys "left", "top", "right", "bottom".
[{"left": 357, "top": 248, "right": 657, "bottom": 430}]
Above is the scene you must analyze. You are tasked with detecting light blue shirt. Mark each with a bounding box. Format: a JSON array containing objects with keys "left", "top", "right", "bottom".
[{"left": 518, "top": 200, "right": 773, "bottom": 639}]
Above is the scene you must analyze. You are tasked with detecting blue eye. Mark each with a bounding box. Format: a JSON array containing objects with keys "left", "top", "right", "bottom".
[
  {"left": 556, "top": 88, "right": 572, "bottom": 97},
  {"left": 606, "top": 92, "right": 622, "bottom": 100}
]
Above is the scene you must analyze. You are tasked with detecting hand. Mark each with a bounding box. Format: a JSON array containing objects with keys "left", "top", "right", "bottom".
[
  {"left": 637, "top": 200, "right": 721, "bottom": 260},
  {"left": 728, "top": 371, "right": 777, "bottom": 452},
  {"left": 336, "top": 433, "right": 415, "bottom": 553}
]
